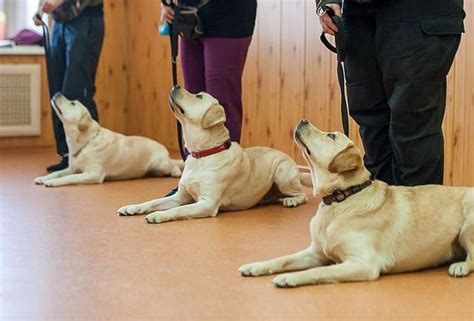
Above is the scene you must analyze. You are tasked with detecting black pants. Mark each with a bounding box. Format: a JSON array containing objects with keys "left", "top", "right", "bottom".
[
  {"left": 343, "top": 1, "right": 461, "bottom": 185},
  {"left": 49, "top": 5, "right": 104, "bottom": 157}
]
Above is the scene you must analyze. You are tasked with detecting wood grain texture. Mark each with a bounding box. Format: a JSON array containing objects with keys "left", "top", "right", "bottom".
[{"left": 1, "top": 0, "right": 473, "bottom": 187}]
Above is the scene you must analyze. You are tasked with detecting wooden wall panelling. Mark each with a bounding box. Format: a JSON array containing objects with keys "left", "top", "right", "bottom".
[
  {"left": 449, "top": 0, "right": 474, "bottom": 186},
  {"left": 251, "top": 1, "right": 282, "bottom": 149},
  {"left": 94, "top": 0, "right": 128, "bottom": 134},
  {"left": 278, "top": 0, "right": 306, "bottom": 160},
  {"left": 125, "top": 0, "right": 178, "bottom": 150},
  {"left": 443, "top": 62, "right": 456, "bottom": 186},
  {"left": 240, "top": 10, "right": 259, "bottom": 148},
  {"left": 2, "top": 0, "right": 473, "bottom": 187}
]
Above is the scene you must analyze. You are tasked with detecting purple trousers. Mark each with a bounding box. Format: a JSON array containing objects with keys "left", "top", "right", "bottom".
[{"left": 180, "top": 37, "right": 252, "bottom": 143}]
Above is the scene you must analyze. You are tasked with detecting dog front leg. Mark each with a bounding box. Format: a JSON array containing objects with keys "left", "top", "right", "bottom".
[
  {"left": 117, "top": 190, "right": 193, "bottom": 216},
  {"left": 34, "top": 167, "right": 74, "bottom": 185},
  {"left": 43, "top": 170, "right": 105, "bottom": 187},
  {"left": 239, "top": 246, "right": 328, "bottom": 277},
  {"left": 145, "top": 199, "right": 219, "bottom": 224},
  {"left": 272, "top": 260, "right": 381, "bottom": 288}
]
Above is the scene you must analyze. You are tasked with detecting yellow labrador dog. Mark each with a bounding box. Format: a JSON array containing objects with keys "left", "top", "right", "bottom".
[
  {"left": 117, "top": 86, "right": 308, "bottom": 223},
  {"left": 34, "top": 93, "right": 183, "bottom": 187},
  {"left": 239, "top": 120, "right": 473, "bottom": 287}
]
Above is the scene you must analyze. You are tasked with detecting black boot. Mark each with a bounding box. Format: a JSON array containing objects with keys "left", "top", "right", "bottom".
[{"left": 46, "top": 156, "right": 69, "bottom": 173}]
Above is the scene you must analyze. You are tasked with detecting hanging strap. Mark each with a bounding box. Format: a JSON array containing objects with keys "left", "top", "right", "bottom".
[
  {"left": 162, "top": 0, "right": 186, "bottom": 159},
  {"left": 36, "top": 14, "right": 55, "bottom": 98},
  {"left": 319, "top": 5, "right": 349, "bottom": 137}
]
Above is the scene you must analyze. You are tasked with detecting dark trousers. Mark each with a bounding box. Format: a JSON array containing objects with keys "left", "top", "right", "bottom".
[
  {"left": 49, "top": 5, "right": 104, "bottom": 156},
  {"left": 343, "top": 1, "right": 461, "bottom": 186}
]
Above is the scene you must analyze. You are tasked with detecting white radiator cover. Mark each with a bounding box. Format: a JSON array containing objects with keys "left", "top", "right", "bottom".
[{"left": 0, "top": 64, "right": 41, "bottom": 137}]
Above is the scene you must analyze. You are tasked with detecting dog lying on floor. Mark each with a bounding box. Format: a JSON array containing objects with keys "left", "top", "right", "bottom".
[
  {"left": 117, "top": 86, "right": 309, "bottom": 223},
  {"left": 239, "top": 119, "right": 473, "bottom": 287},
  {"left": 34, "top": 93, "right": 184, "bottom": 187}
]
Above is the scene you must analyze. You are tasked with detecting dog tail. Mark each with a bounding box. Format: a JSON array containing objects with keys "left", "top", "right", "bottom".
[{"left": 299, "top": 172, "right": 313, "bottom": 187}]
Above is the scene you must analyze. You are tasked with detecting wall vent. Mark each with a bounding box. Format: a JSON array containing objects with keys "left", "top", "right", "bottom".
[{"left": 0, "top": 64, "right": 41, "bottom": 137}]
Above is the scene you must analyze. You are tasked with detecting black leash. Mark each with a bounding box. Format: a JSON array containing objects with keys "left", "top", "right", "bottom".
[
  {"left": 36, "top": 14, "right": 55, "bottom": 98},
  {"left": 162, "top": 0, "right": 186, "bottom": 160},
  {"left": 318, "top": 4, "right": 349, "bottom": 136}
]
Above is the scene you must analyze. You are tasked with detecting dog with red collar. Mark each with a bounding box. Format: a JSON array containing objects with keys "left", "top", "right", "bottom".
[{"left": 117, "top": 86, "right": 309, "bottom": 223}]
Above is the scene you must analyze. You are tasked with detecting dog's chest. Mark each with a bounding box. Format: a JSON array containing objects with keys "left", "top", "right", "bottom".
[{"left": 313, "top": 207, "right": 344, "bottom": 263}]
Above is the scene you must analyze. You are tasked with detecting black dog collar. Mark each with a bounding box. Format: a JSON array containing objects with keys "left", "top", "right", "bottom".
[{"left": 322, "top": 180, "right": 373, "bottom": 206}]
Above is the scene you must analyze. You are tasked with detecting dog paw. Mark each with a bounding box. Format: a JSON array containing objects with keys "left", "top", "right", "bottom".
[
  {"left": 239, "top": 262, "right": 272, "bottom": 277},
  {"left": 449, "top": 262, "right": 472, "bottom": 278},
  {"left": 34, "top": 176, "right": 45, "bottom": 185},
  {"left": 272, "top": 273, "right": 301, "bottom": 288},
  {"left": 43, "top": 180, "right": 58, "bottom": 187},
  {"left": 145, "top": 212, "right": 171, "bottom": 224},
  {"left": 280, "top": 195, "right": 307, "bottom": 208},
  {"left": 117, "top": 205, "right": 145, "bottom": 216}
]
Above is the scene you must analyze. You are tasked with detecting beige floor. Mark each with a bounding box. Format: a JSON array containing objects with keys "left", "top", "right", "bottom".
[{"left": 1, "top": 147, "right": 473, "bottom": 321}]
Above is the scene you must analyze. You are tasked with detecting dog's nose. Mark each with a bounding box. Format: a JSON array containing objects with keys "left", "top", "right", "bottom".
[
  {"left": 52, "top": 92, "right": 63, "bottom": 102},
  {"left": 170, "top": 85, "right": 181, "bottom": 98}
]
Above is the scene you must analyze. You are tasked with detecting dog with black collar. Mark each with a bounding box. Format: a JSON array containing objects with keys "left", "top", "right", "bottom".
[{"left": 239, "top": 119, "right": 474, "bottom": 287}]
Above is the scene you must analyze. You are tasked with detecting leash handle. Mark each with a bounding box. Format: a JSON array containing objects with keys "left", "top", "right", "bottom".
[
  {"left": 318, "top": 5, "right": 349, "bottom": 136},
  {"left": 36, "top": 14, "right": 56, "bottom": 97},
  {"left": 319, "top": 6, "right": 345, "bottom": 61}
]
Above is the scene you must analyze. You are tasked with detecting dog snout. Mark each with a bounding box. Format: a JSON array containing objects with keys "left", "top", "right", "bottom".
[
  {"left": 52, "top": 92, "right": 64, "bottom": 103},
  {"left": 296, "top": 119, "right": 309, "bottom": 136},
  {"left": 170, "top": 85, "right": 181, "bottom": 99},
  {"left": 168, "top": 86, "right": 186, "bottom": 115}
]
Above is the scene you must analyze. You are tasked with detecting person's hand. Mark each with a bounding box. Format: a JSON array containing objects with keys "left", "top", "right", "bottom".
[
  {"left": 33, "top": 13, "right": 43, "bottom": 26},
  {"left": 161, "top": 3, "right": 174, "bottom": 24},
  {"left": 319, "top": 4, "right": 342, "bottom": 36},
  {"left": 42, "top": 0, "right": 65, "bottom": 14}
]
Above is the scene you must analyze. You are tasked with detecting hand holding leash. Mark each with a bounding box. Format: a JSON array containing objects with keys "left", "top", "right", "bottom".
[
  {"left": 319, "top": 3, "right": 341, "bottom": 36},
  {"left": 317, "top": 1, "right": 349, "bottom": 136}
]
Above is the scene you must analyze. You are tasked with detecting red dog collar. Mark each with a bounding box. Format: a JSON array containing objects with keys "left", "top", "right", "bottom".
[{"left": 190, "top": 140, "right": 232, "bottom": 159}]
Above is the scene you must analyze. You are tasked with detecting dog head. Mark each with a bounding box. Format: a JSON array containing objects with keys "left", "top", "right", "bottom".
[
  {"left": 168, "top": 86, "right": 229, "bottom": 151},
  {"left": 294, "top": 120, "right": 371, "bottom": 196},
  {"left": 51, "top": 92, "right": 97, "bottom": 135}
]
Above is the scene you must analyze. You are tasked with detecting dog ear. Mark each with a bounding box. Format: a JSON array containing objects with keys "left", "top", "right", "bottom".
[
  {"left": 328, "top": 145, "right": 362, "bottom": 174},
  {"left": 201, "top": 103, "right": 226, "bottom": 129},
  {"left": 78, "top": 112, "right": 92, "bottom": 132}
]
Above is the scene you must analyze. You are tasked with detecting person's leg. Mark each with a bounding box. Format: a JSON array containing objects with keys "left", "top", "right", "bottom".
[
  {"left": 180, "top": 37, "right": 206, "bottom": 94},
  {"left": 376, "top": 15, "right": 461, "bottom": 185},
  {"left": 202, "top": 37, "right": 252, "bottom": 143},
  {"left": 62, "top": 9, "right": 104, "bottom": 123},
  {"left": 343, "top": 2, "right": 394, "bottom": 184},
  {"left": 49, "top": 21, "right": 68, "bottom": 158}
]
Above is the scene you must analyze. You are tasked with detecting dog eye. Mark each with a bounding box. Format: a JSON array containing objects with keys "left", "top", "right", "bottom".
[
  {"left": 196, "top": 94, "right": 203, "bottom": 99},
  {"left": 71, "top": 102, "right": 76, "bottom": 106},
  {"left": 327, "top": 133, "right": 336, "bottom": 140}
]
